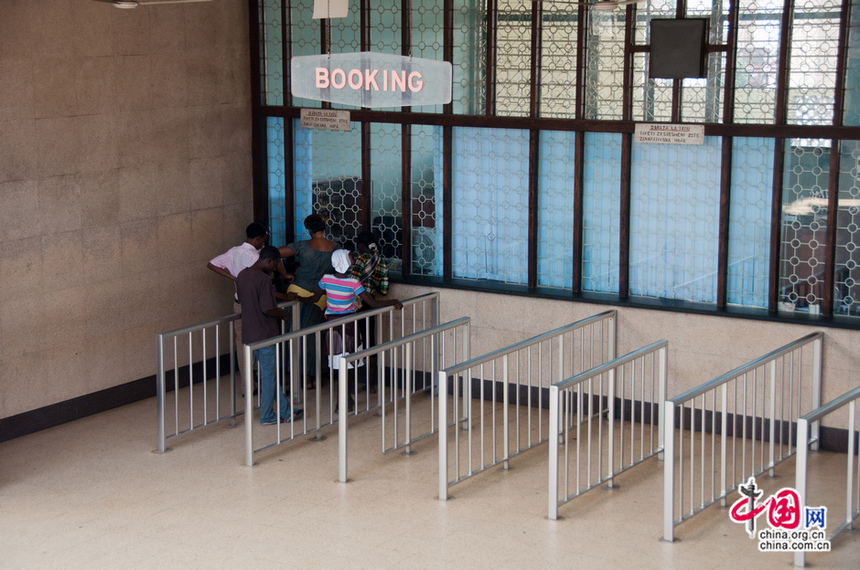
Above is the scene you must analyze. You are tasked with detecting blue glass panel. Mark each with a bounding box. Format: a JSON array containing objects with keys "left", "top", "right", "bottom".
[
  {"left": 582, "top": 132, "right": 622, "bottom": 293},
  {"left": 267, "top": 117, "right": 287, "bottom": 246},
  {"left": 537, "top": 131, "right": 575, "bottom": 289},
  {"left": 629, "top": 137, "right": 722, "bottom": 302},
  {"left": 727, "top": 137, "right": 774, "bottom": 308},
  {"left": 451, "top": 127, "right": 529, "bottom": 283}
]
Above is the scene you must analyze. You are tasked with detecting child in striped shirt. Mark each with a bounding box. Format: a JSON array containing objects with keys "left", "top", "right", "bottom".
[
  {"left": 289, "top": 249, "right": 402, "bottom": 410},
  {"left": 290, "top": 249, "right": 402, "bottom": 317}
]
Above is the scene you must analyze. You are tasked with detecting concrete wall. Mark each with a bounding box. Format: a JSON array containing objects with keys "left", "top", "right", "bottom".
[
  {"left": 390, "top": 283, "right": 860, "bottom": 429},
  {"left": 0, "top": 0, "right": 252, "bottom": 419}
]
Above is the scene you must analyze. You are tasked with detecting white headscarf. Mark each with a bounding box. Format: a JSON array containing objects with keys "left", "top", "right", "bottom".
[{"left": 331, "top": 249, "right": 352, "bottom": 273}]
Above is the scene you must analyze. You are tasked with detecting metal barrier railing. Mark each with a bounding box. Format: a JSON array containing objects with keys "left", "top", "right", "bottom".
[
  {"left": 662, "top": 332, "right": 823, "bottom": 542},
  {"left": 155, "top": 302, "right": 300, "bottom": 453},
  {"left": 548, "top": 340, "right": 668, "bottom": 520},
  {"left": 437, "top": 310, "right": 617, "bottom": 501},
  {"left": 243, "top": 293, "right": 439, "bottom": 466},
  {"left": 336, "top": 317, "right": 472, "bottom": 483},
  {"left": 794, "top": 385, "right": 860, "bottom": 567}
]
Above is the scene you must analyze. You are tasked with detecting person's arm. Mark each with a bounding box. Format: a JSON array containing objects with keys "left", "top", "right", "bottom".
[
  {"left": 264, "top": 307, "right": 291, "bottom": 321},
  {"left": 358, "top": 291, "right": 402, "bottom": 310},
  {"left": 207, "top": 262, "right": 237, "bottom": 282},
  {"left": 275, "top": 260, "right": 295, "bottom": 284},
  {"left": 278, "top": 245, "right": 296, "bottom": 258}
]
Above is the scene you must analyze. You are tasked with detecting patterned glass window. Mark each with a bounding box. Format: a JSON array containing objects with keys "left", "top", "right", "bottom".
[
  {"left": 451, "top": 127, "right": 529, "bottom": 283},
  {"left": 734, "top": 0, "right": 781, "bottom": 124},
  {"left": 629, "top": 137, "right": 722, "bottom": 302},
  {"left": 453, "top": 2, "right": 487, "bottom": 115},
  {"left": 683, "top": 0, "right": 729, "bottom": 123},
  {"left": 584, "top": 10, "right": 626, "bottom": 120},
  {"left": 539, "top": 3, "right": 578, "bottom": 119},
  {"left": 292, "top": 125, "right": 362, "bottom": 248},
  {"left": 786, "top": 0, "right": 841, "bottom": 125},
  {"left": 778, "top": 140, "right": 830, "bottom": 313},
  {"left": 411, "top": 0, "right": 446, "bottom": 114},
  {"left": 290, "top": 1, "right": 321, "bottom": 108},
  {"left": 681, "top": 52, "right": 726, "bottom": 123},
  {"left": 632, "top": 52, "right": 674, "bottom": 122},
  {"left": 834, "top": 140, "right": 860, "bottom": 317},
  {"left": 370, "top": 0, "right": 403, "bottom": 112},
  {"left": 262, "top": 0, "right": 285, "bottom": 106},
  {"left": 537, "top": 131, "right": 576, "bottom": 289},
  {"left": 329, "top": 0, "right": 361, "bottom": 111},
  {"left": 632, "top": 0, "right": 675, "bottom": 122},
  {"left": 496, "top": 1, "right": 532, "bottom": 117},
  {"left": 267, "top": 117, "right": 288, "bottom": 247},
  {"left": 410, "top": 125, "right": 444, "bottom": 277},
  {"left": 258, "top": 1, "right": 859, "bottom": 319},
  {"left": 582, "top": 132, "right": 622, "bottom": 294},
  {"left": 370, "top": 123, "right": 404, "bottom": 267},
  {"left": 727, "top": 137, "right": 774, "bottom": 308}
]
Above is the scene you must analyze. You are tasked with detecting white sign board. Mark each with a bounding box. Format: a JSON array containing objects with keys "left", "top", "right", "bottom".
[
  {"left": 300, "top": 108, "right": 351, "bottom": 131},
  {"left": 313, "top": 0, "right": 349, "bottom": 19},
  {"left": 634, "top": 123, "right": 705, "bottom": 145},
  {"left": 291, "top": 52, "right": 453, "bottom": 108}
]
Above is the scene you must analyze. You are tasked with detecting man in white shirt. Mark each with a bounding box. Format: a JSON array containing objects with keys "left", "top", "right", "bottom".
[{"left": 207, "top": 222, "right": 291, "bottom": 386}]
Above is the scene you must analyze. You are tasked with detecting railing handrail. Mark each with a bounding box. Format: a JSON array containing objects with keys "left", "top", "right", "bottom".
[
  {"left": 158, "top": 300, "right": 298, "bottom": 339},
  {"left": 441, "top": 310, "right": 616, "bottom": 376},
  {"left": 554, "top": 339, "right": 668, "bottom": 390},
  {"left": 158, "top": 311, "right": 241, "bottom": 339},
  {"left": 798, "top": 385, "right": 860, "bottom": 424},
  {"left": 338, "top": 317, "right": 470, "bottom": 365},
  {"left": 549, "top": 339, "right": 668, "bottom": 519},
  {"left": 244, "top": 293, "right": 438, "bottom": 351},
  {"left": 667, "top": 332, "right": 823, "bottom": 404}
]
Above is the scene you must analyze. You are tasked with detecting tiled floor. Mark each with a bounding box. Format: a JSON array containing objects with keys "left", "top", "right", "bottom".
[{"left": 1, "top": 392, "right": 857, "bottom": 569}]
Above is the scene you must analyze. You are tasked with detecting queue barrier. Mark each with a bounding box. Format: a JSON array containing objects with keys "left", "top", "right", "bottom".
[
  {"left": 662, "top": 332, "right": 823, "bottom": 542},
  {"left": 336, "top": 317, "right": 472, "bottom": 482},
  {"left": 155, "top": 302, "right": 300, "bottom": 453},
  {"left": 438, "top": 310, "right": 617, "bottom": 501},
  {"left": 548, "top": 340, "right": 668, "bottom": 519},
  {"left": 794, "top": 385, "right": 860, "bottom": 567},
  {"left": 243, "top": 293, "right": 439, "bottom": 466}
]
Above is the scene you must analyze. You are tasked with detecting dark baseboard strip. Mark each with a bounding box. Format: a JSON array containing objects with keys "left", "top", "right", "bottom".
[
  {"left": 0, "top": 354, "right": 233, "bottom": 444},
  {"left": 0, "top": 375, "right": 157, "bottom": 444}
]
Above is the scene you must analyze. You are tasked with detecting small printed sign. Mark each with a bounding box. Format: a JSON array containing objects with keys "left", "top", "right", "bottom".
[
  {"left": 300, "top": 108, "right": 351, "bottom": 132},
  {"left": 634, "top": 123, "right": 705, "bottom": 145},
  {"left": 291, "top": 51, "right": 453, "bottom": 108}
]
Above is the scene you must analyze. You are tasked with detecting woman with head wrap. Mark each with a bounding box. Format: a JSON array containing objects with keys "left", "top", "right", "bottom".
[{"left": 278, "top": 214, "right": 335, "bottom": 388}]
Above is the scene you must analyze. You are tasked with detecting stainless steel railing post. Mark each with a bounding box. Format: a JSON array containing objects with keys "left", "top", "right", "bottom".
[
  {"left": 156, "top": 334, "right": 166, "bottom": 453},
  {"left": 548, "top": 385, "right": 560, "bottom": 520},
  {"left": 338, "top": 357, "right": 349, "bottom": 483},
  {"left": 244, "top": 344, "right": 254, "bottom": 467}
]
